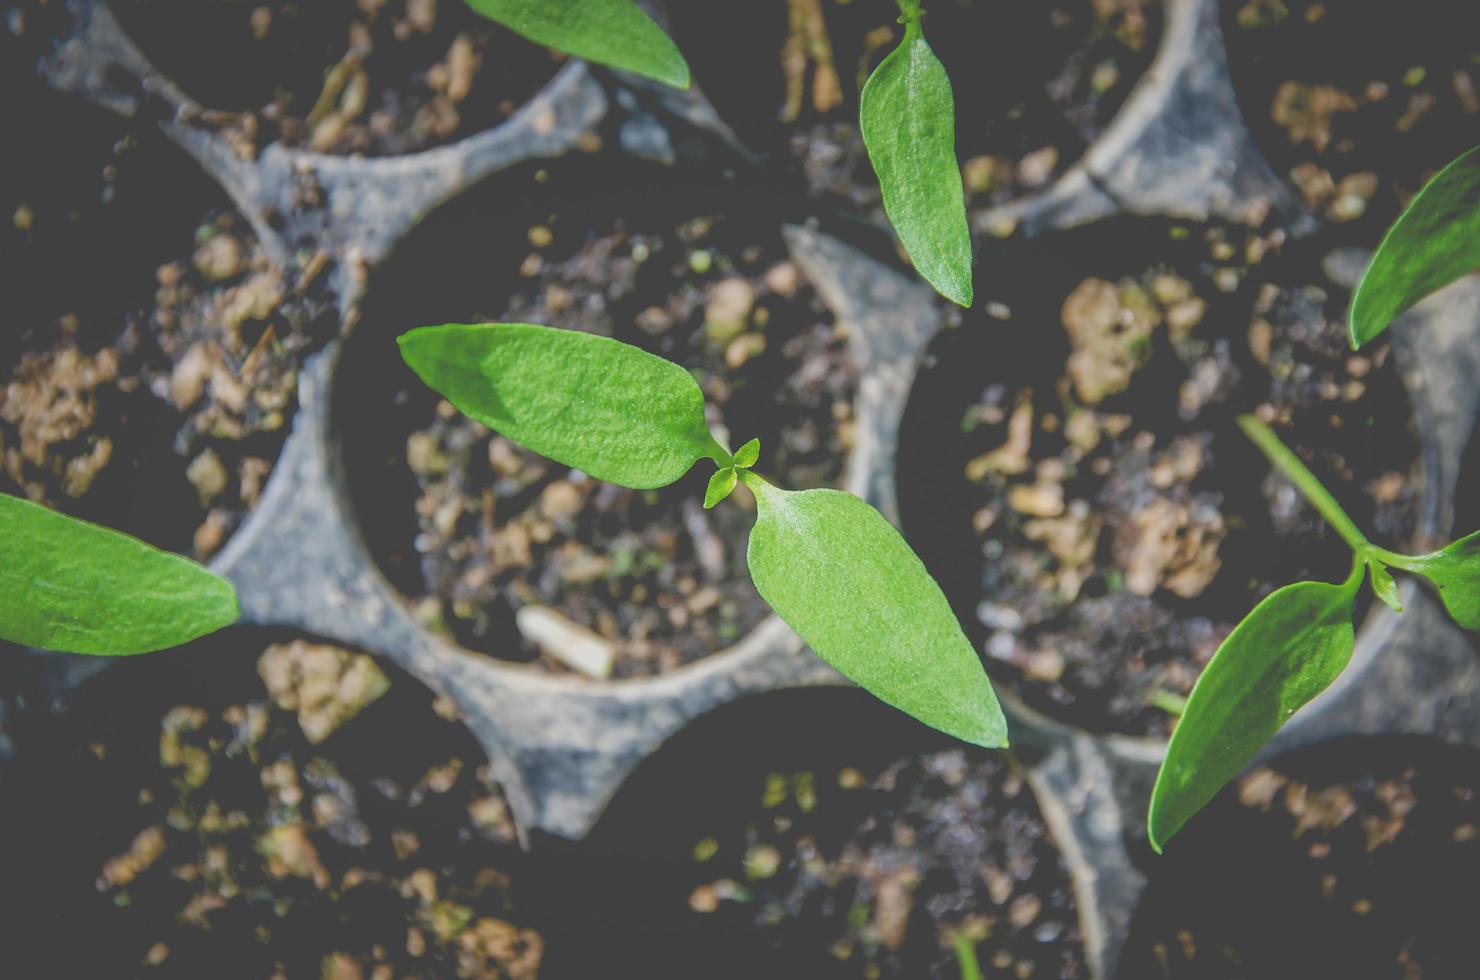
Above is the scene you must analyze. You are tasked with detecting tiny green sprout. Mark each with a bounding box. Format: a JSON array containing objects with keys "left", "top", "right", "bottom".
[
  {"left": 1147, "top": 415, "right": 1480, "bottom": 852},
  {"left": 463, "top": 0, "right": 691, "bottom": 89},
  {"left": 704, "top": 437, "right": 761, "bottom": 510},
  {"left": 860, "top": 0, "right": 974, "bottom": 307},
  {"left": 952, "top": 931, "right": 984, "bottom": 980},
  {"left": 1350, "top": 144, "right": 1480, "bottom": 348},
  {"left": 399, "top": 322, "right": 1007, "bottom": 748},
  {"left": 0, "top": 494, "right": 240, "bottom": 656}
]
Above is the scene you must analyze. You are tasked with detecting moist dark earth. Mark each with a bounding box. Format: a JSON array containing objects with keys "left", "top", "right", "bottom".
[
  {"left": 3, "top": 73, "right": 340, "bottom": 561},
  {"left": 1121, "top": 738, "right": 1480, "bottom": 979},
  {"left": 900, "top": 218, "right": 1423, "bottom": 736},
  {"left": 1224, "top": 0, "right": 1480, "bottom": 239},
  {"left": 0, "top": 637, "right": 542, "bottom": 979},
  {"left": 106, "top": 0, "right": 565, "bottom": 157}
]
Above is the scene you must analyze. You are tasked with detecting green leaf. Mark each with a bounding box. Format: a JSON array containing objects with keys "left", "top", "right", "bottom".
[
  {"left": 1350, "top": 145, "right": 1480, "bottom": 348},
  {"left": 1148, "top": 576, "right": 1359, "bottom": 852},
  {"left": 1406, "top": 529, "right": 1480, "bottom": 630},
  {"left": 704, "top": 467, "right": 737, "bottom": 509},
  {"left": 399, "top": 323, "right": 724, "bottom": 489},
  {"left": 465, "top": 0, "right": 690, "bottom": 89},
  {"left": 0, "top": 494, "right": 239, "bottom": 655},
  {"left": 860, "top": 19, "right": 973, "bottom": 307},
  {"left": 732, "top": 437, "right": 760, "bottom": 469},
  {"left": 1368, "top": 559, "right": 1403, "bottom": 613},
  {"left": 742, "top": 476, "right": 1006, "bottom": 747}
]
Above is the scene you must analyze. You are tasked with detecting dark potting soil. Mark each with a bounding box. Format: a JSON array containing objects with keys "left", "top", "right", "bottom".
[
  {"left": 899, "top": 218, "right": 1423, "bottom": 737},
  {"left": 1224, "top": 0, "right": 1480, "bottom": 236},
  {"left": 2, "top": 76, "right": 341, "bottom": 561},
  {"left": 106, "top": 0, "right": 563, "bottom": 157},
  {"left": 2, "top": 209, "right": 339, "bottom": 561},
  {"left": 370, "top": 200, "right": 857, "bottom": 679},
  {"left": 681, "top": 749, "right": 1088, "bottom": 980},
  {"left": 0, "top": 636, "right": 542, "bottom": 979},
  {"left": 670, "top": 0, "right": 1161, "bottom": 215},
  {"left": 1120, "top": 737, "right": 1480, "bottom": 979}
]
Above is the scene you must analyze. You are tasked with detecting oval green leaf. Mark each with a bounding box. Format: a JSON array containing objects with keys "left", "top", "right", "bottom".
[
  {"left": 1148, "top": 577, "right": 1359, "bottom": 852},
  {"left": 1350, "top": 145, "right": 1480, "bottom": 348},
  {"left": 1407, "top": 529, "right": 1480, "bottom": 630},
  {"left": 399, "top": 323, "right": 724, "bottom": 490},
  {"left": 860, "top": 22, "right": 973, "bottom": 307},
  {"left": 0, "top": 494, "right": 239, "bottom": 655},
  {"left": 704, "top": 467, "right": 737, "bottom": 510},
  {"left": 732, "top": 437, "right": 760, "bottom": 470},
  {"left": 465, "top": 0, "right": 690, "bottom": 89},
  {"left": 742, "top": 478, "right": 1006, "bottom": 747}
]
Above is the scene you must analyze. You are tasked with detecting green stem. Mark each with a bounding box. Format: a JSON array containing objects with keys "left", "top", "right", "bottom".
[
  {"left": 1148, "top": 689, "right": 1189, "bottom": 718},
  {"left": 1237, "top": 414, "right": 1370, "bottom": 554},
  {"left": 705, "top": 432, "right": 734, "bottom": 469},
  {"left": 895, "top": 0, "right": 923, "bottom": 30},
  {"left": 737, "top": 468, "right": 770, "bottom": 493}
]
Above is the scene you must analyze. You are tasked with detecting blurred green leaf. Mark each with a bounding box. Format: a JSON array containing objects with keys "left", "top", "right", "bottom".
[
  {"left": 743, "top": 478, "right": 1005, "bottom": 747},
  {"left": 1148, "top": 576, "right": 1359, "bottom": 851},
  {"left": 399, "top": 323, "right": 724, "bottom": 489},
  {"left": 0, "top": 494, "right": 239, "bottom": 655},
  {"left": 1350, "top": 145, "right": 1480, "bottom": 348},
  {"left": 860, "top": 18, "right": 973, "bottom": 307},
  {"left": 465, "top": 0, "right": 690, "bottom": 88}
]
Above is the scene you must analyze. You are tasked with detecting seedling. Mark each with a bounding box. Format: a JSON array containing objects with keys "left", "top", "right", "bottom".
[
  {"left": 859, "top": 0, "right": 974, "bottom": 307},
  {"left": 1147, "top": 415, "right": 1480, "bottom": 851},
  {"left": 0, "top": 493, "right": 239, "bottom": 655},
  {"left": 464, "top": 0, "right": 974, "bottom": 307},
  {"left": 398, "top": 321, "right": 1007, "bottom": 747},
  {"left": 1350, "top": 144, "right": 1480, "bottom": 348}
]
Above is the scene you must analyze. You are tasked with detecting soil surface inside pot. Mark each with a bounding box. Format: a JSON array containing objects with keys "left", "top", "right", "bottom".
[
  {"left": 1224, "top": 0, "right": 1480, "bottom": 236},
  {"left": 106, "top": 0, "right": 563, "bottom": 157},
  {"left": 670, "top": 0, "right": 1161, "bottom": 215},
  {"left": 1120, "top": 737, "right": 1480, "bottom": 979},
  {"left": 899, "top": 218, "right": 1423, "bottom": 736},
  {"left": 345, "top": 172, "right": 857, "bottom": 679},
  {"left": 526, "top": 687, "right": 1086, "bottom": 979},
  {"left": 2, "top": 80, "right": 340, "bottom": 561},
  {"left": 0, "top": 635, "right": 542, "bottom": 979}
]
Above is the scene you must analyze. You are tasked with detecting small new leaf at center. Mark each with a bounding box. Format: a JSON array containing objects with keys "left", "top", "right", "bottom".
[
  {"left": 704, "top": 467, "right": 738, "bottom": 509},
  {"left": 732, "top": 437, "right": 760, "bottom": 469}
]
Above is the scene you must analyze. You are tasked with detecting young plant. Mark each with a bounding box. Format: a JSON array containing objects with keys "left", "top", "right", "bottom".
[
  {"left": 860, "top": 0, "right": 974, "bottom": 308},
  {"left": 398, "top": 321, "right": 1007, "bottom": 747},
  {"left": 1147, "top": 415, "right": 1480, "bottom": 851},
  {"left": 0, "top": 493, "right": 239, "bottom": 655},
  {"left": 465, "top": 0, "right": 975, "bottom": 307},
  {"left": 463, "top": 0, "right": 691, "bottom": 89},
  {"left": 1350, "top": 144, "right": 1480, "bottom": 348}
]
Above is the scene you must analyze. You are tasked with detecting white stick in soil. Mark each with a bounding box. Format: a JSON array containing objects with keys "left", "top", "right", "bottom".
[{"left": 515, "top": 605, "right": 618, "bottom": 680}]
